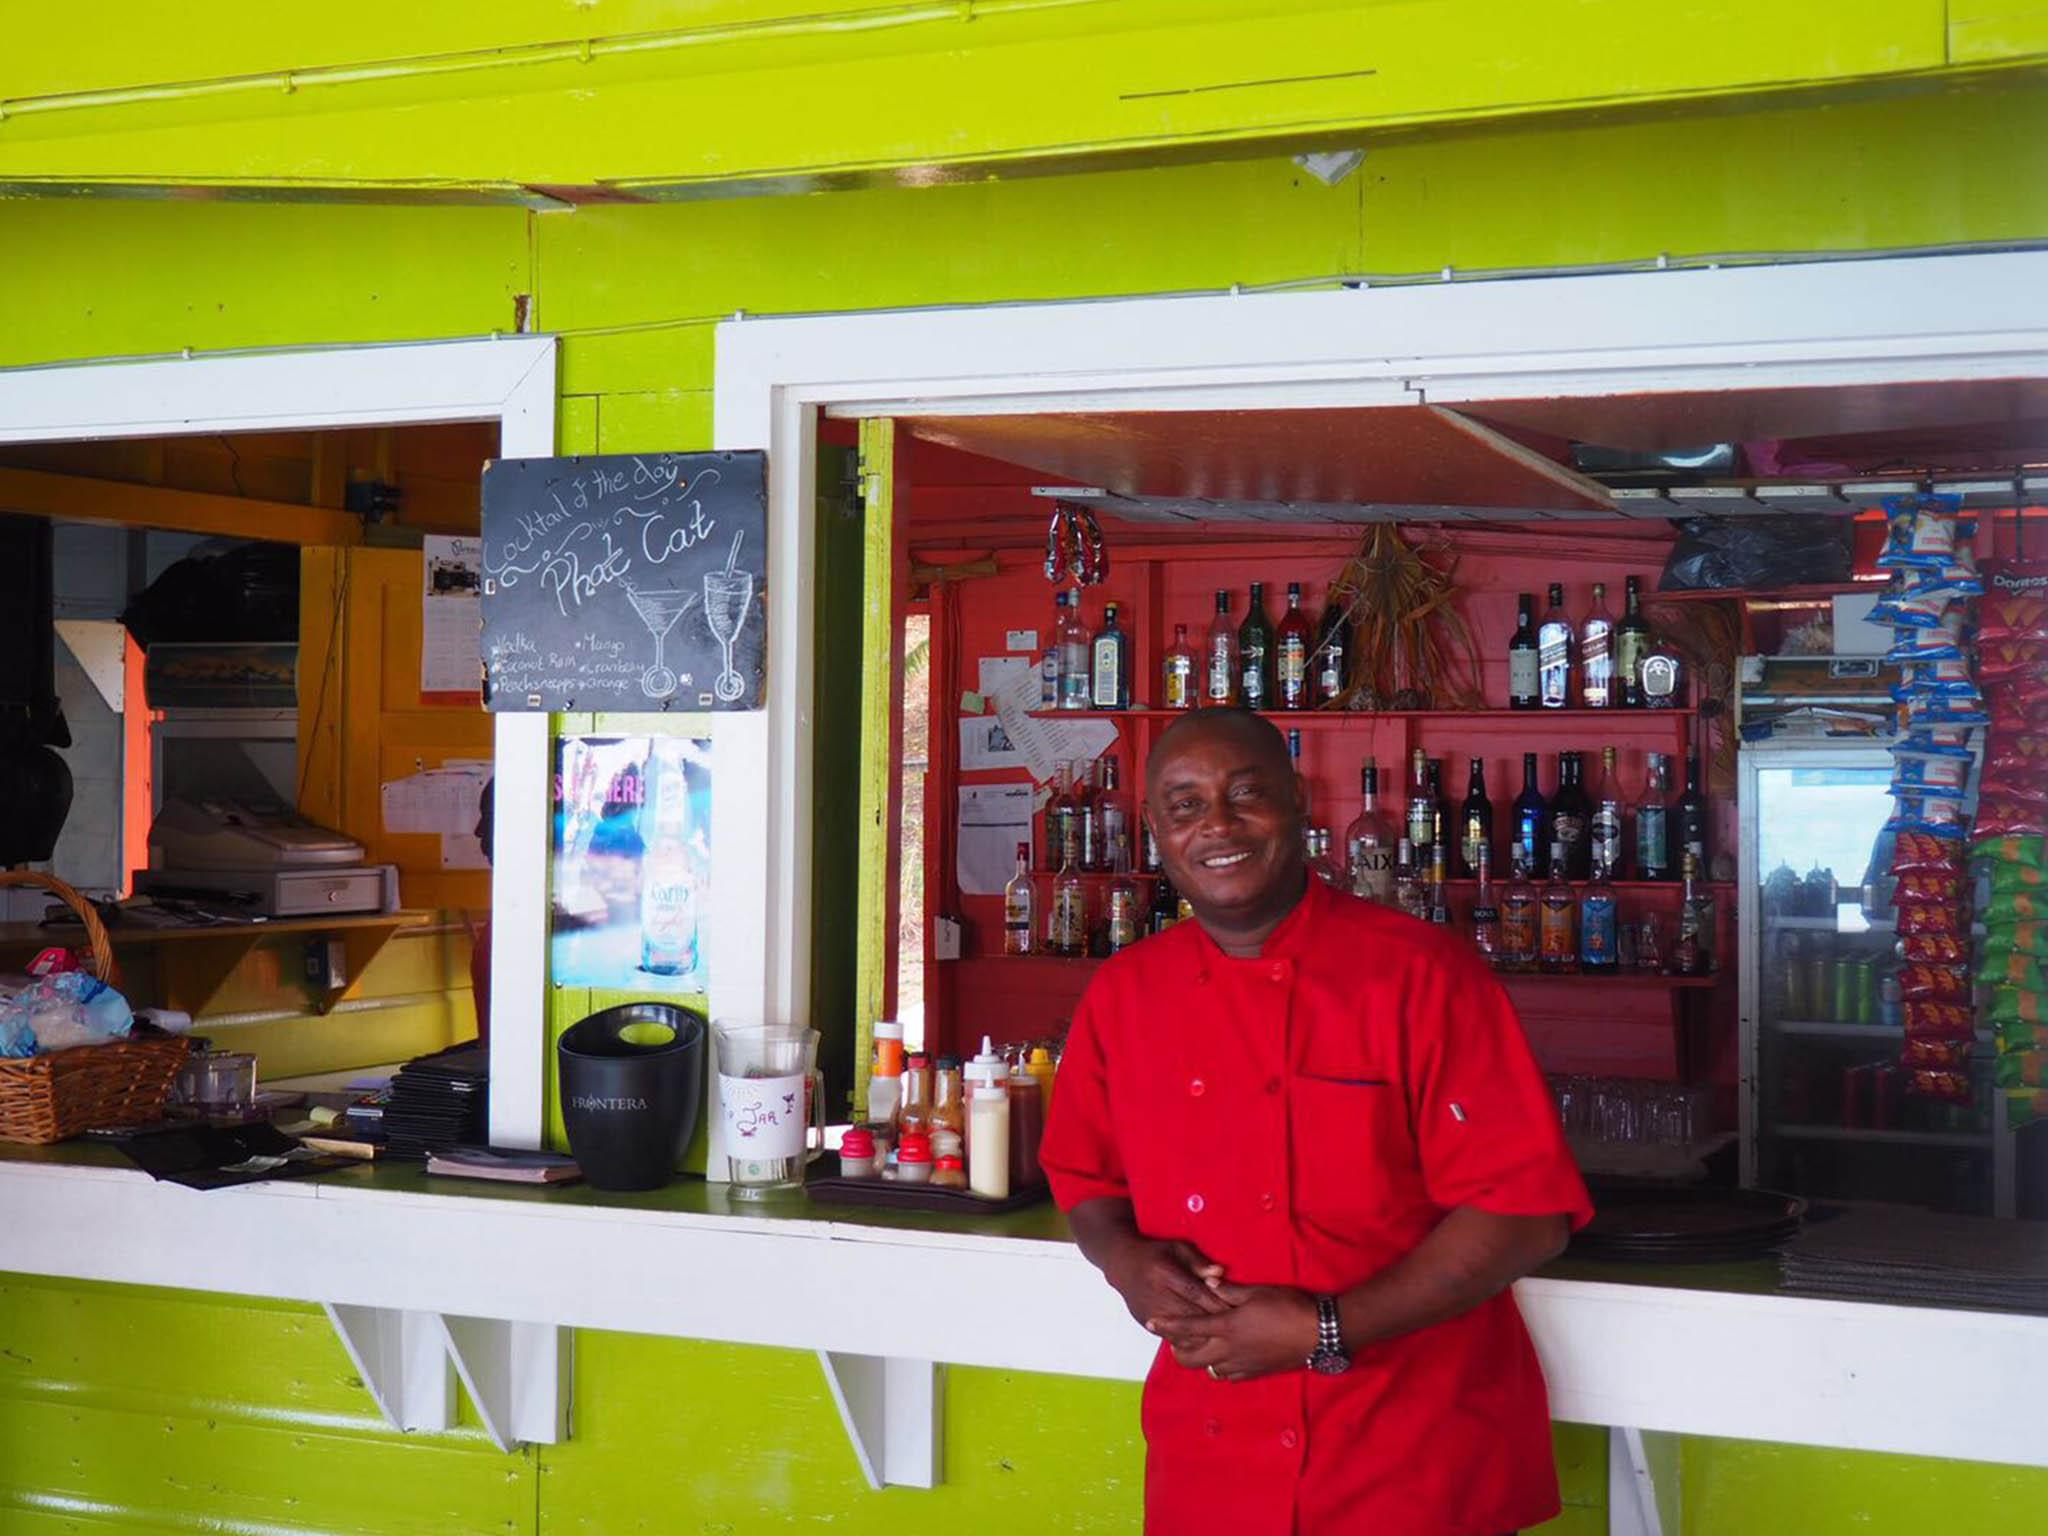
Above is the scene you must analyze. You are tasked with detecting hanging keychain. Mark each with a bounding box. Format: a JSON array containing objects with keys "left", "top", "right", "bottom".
[{"left": 1044, "top": 499, "right": 1108, "bottom": 587}]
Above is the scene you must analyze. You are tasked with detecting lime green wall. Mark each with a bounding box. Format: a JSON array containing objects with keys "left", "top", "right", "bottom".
[{"left": 3, "top": 67, "right": 2048, "bottom": 1536}]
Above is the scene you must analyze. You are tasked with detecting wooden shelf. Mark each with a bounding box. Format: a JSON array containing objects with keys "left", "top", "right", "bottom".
[
  {"left": 1651, "top": 581, "right": 1883, "bottom": 606},
  {"left": 1497, "top": 969, "right": 1719, "bottom": 988},
  {"left": 1772, "top": 1019, "right": 1994, "bottom": 1044},
  {"left": 1773, "top": 1123, "right": 1991, "bottom": 1150},
  {"left": 1439, "top": 877, "right": 1734, "bottom": 893},
  {"left": 1030, "top": 707, "right": 1698, "bottom": 724},
  {"left": 0, "top": 910, "right": 433, "bottom": 1019}
]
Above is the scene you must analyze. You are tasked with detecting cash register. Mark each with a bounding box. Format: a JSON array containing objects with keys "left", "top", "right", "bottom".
[{"left": 135, "top": 798, "right": 398, "bottom": 916}]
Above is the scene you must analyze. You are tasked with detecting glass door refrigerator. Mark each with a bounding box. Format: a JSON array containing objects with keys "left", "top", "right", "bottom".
[{"left": 1739, "top": 741, "right": 2014, "bottom": 1217}]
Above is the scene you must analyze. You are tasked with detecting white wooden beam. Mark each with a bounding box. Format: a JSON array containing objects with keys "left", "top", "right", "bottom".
[
  {"left": 322, "top": 1303, "right": 453, "bottom": 1434},
  {"left": 437, "top": 1315, "right": 571, "bottom": 1453}
]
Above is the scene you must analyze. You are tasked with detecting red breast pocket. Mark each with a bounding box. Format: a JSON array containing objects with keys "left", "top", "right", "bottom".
[{"left": 1289, "top": 1074, "right": 1419, "bottom": 1224}]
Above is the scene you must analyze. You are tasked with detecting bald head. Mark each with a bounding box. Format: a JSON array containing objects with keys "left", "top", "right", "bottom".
[{"left": 1146, "top": 707, "right": 1292, "bottom": 792}]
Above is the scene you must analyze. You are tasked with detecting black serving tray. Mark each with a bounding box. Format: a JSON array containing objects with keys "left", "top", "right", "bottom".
[{"left": 805, "top": 1173, "right": 1051, "bottom": 1216}]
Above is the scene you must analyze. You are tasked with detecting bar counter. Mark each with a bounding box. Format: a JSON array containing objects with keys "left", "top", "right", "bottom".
[{"left": 0, "top": 1139, "right": 2042, "bottom": 1486}]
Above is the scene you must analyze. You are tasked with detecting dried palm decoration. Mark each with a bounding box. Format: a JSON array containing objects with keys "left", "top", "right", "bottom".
[{"left": 1324, "top": 524, "right": 1483, "bottom": 710}]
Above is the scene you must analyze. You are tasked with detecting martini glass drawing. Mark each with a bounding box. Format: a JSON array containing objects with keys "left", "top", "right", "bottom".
[
  {"left": 625, "top": 584, "right": 699, "bottom": 699},
  {"left": 705, "top": 531, "right": 755, "bottom": 703}
]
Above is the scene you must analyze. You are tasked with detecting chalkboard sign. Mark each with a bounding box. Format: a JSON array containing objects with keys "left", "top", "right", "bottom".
[{"left": 478, "top": 452, "right": 767, "bottom": 712}]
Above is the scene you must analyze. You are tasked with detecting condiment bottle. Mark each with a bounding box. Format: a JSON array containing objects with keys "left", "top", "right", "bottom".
[
  {"left": 931, "top": 1055, "right": 966, "bottom": 1137},
  {"left": 931, "top": 1154, "right": 967, "bottom": 1190},
  {"left": 1007, "top": 1068, "right": 1045, "bottom": 1188},
  {"left": 895, "top": 1131, "right": 933, "bottom": 1185},
  {"left": 899, "top": 1053, "right": 934, "bottom": 1136},
  {"left": 838, "top": 1127, "right": 877, "bottom": 1180},
  {"left": 1025, "top": 1045, "right": 1056, "bottom": 1110},
  {"left": 867, "top": 1020, "right": 905, "bottom": 1126},
  {"left": 931, "top": 1128, "right": 965, "bottom": 1165},
  {"left": 969, "top": 1083, "right": 1012, "bottom": 1199}
]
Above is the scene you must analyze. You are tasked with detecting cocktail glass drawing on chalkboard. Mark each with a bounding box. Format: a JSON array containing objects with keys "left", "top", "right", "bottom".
[
  {"left": 625, "top": 585, "right": 700, "bottom": 700},
  {"left": 705, "top": 531, "right": 755, "bottom": 704}
]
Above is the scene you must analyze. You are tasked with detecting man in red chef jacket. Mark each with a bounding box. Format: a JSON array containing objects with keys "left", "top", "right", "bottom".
[{"left": 1041, "top": 709, "right": 1592, "bottom": 1536}]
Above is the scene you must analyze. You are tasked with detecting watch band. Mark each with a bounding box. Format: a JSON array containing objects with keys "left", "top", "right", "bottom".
[{"left": 1308, "top": 1294, "right": 1351, "bottom": 1374}]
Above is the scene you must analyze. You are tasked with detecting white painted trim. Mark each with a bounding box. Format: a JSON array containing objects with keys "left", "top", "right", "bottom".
[
  {"left": 323, "top": 1303, "right": 454, "bottom": 1435},
  {"left": 819, "top": 1353, "right": 944, "bottom": 1490},
  {"left": 0, "top": 334, "right": 558, "bottom": 1151},
  {"left": 1, "top": 1161, "right": 2043, "bottom": 1470},
  {"left": 436, "top": 1314, "right": 569, "bottom": 1452},
  {"left": 713, "top": 250, "right": 2048, "bottom": 1131}
]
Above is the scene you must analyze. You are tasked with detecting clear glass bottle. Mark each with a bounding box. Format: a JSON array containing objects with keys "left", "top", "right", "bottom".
[
  {"left": 1204, "top": 589, "right": 1236, "bottom": 706},
  {"left": 1406, "top": 747, "right": 1434, "bottom": 856},
  {"left": 1238, "top": 581, "right": 1274, "bottom": 711},
  {"left": 1512, "top": 751, "right": 1547, "bottom": 879},
  {"left": 1090, "top": 601, "right": 1130, "bottom": 711},
  {"left": 1002, "top": 841, "right": 1034, "bottom": 955},
  {"left": 1470, "top": 844, "right": 1501, "bottom": 964},
  {"left": 1580, "top": 856, "right": 1619, "bottom": 973},
  {"left": 638, "top": 738, "right": 699, "bottom": 977},
  {"left": 1040, "top": 589, "right": 1066, "bottom": 706},
  {"left": 930, "top": 1056, "right": 966, "bottom": 1140},
  {"left": 1615, "top": 575, "right": 1651, "bottom": 709},
  {"left": 898, "top": 1052, "right": 934, "bottom": 1136},
  {"left": 1579, "top": 581, "right": 1615, "bottom": 709},
  {"left": 1427, "top": 842, "right": 1452, "bottom": 925},
  {"left": 1540, "top": 842, "right": 1578, "bottom": 972},
  {"left": 1048, "top": 854, "right": 1088, "bottom": 958},
  {"left": 1095, "top": 755, "right": 1132, "bottom": 873},
  {"left": 1537, "top": 582, "right": 1574, "bottom": 709},
  {"left": 1311, "top": 829, "right": 1345, "bottom": 888},
  {"left": 1640, "top": 630, "right": 1685, "bottom": 710},
  {"left": 1459, "top": 756, "right": 1493, "bottom": 879},
  {"left": 1045, "top": 760, "right": 1080, "bottom": 871},
  {"left": 1076, "top": 759, "right": 1105, "bottom": 873},
  {"left": 1393, "top": 836, "right": 1426, "bottom": 921},
  {"left": 1508, "top": 591, "right": 1540, "bottom": 710},
  {"left": 1314, "top": 592, "right": 1350, "bottom": 707},
  {"left": 1276, "top": 581, "right": 1313, "bottom": 710},
  {"left": 1499, "top": 850, "right": 1540, "bottom": 970},
  {"left": 1161, "top": 622, "right": 1197, "bottom": 711},
  {"left": 1677, "top": 851, "right": 1716, "bottom": 975},
  {"left": 1590, "top": 744, "right": 1624, "bottom": 879},
  {"left": 1057, "top": 592, "right": 1091, "bottom": 711},
  {"left": 1636, "top": 752, "right": 1672, "bottom": 882},
  {"left": 1105, "top": 874, "right": 1141, "bottom": 954},
  {"left": 1345, "top": 762, "right": 1395, "bottom": 904}
]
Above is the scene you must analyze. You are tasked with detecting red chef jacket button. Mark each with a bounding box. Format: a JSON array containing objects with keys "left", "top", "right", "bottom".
[
  {"left": 1264, "top": 1077, "right": 1282, "bottom": 1095},
  {"left": 1186, "top": 1192, "right": 1205, "bottom": 1214},
  {"left": 1280, "top": 1429, "right": 1300, "bottom": 1450},
  {"left": 1259, "top": 1193, "right": 1276, "bottom": 1212},
  {"left": 1204, "top": 1419, "right": 1222, "bottom": 1437},
  {"left": 1189, "top": 1078, "right": 1206, "bottom": 1097},
  {"left": 1269, "top": 963, "right": 1287, "bottom": 982}
]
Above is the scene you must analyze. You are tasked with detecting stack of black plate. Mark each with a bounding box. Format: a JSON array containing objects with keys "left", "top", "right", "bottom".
[
  {"left": 1570, "top": 1186, "right": 1805, "bottom": 1264},
  {"left": 383, "top": 1044, "right": 489, "bottom": 1159}
]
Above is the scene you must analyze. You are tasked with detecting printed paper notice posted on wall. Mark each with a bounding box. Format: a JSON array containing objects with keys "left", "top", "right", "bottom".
[
  {"left": 957, "top": 783, "right": 1034, "bottom": 895},
  {"left": 421, "top": 535, "right": 484, "bottom": 705}
]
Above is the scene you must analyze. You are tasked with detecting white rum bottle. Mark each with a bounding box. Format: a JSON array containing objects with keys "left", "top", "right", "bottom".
[{"left": 1002, "top": 842, "right": 1035, "bottom": 955}]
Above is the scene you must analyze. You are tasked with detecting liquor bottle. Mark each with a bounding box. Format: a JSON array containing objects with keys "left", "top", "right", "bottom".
[
  {"left": 1040, "top": 590, "right": 1066, "bottom": 706},
  {"left": 1499, "top": 850, "right": 1539, "bottom": 969},
  {"left": 1045, "top": 760, "right": 1080, "bottom": 871},
  {"left": 1077, "top": 759, "right": 1105, "bottom": 873},
  {"left": 1458, "top": 757, "right": 1493, "bottom": 879},
  {"left": 1676, "top": 753, "right": 1710, "bottom": 875},
  {"left": 639, "top": 739, "right": 699, "bottom": 977},
  {"left": 1615, "top": 576, "right": 1651, "bottom": 709},
  {"left": 1429, "top": 758, "right": 1453, "bottom": 855},
  {"left": 1090, "top": 602, "right": 1130, "bottom": 710},
  {"left": 1096, "top": 755, "right": 1132, "bottom": 873},
  {"left": 1470, "top": 844, "right": 1501, "bottom": 965},
  {"left": 1540, "top": 842, "right": 1578, "bottom": 972},
  {"left": 1002, "top": 842, "right": 1035, "bottom": 955},
  {"left": 1310, "top": 829, "right": 1345, "bottom": 889},
  {"left": 1640, "top": 630, "right": 1685, "bottom": 710},
  {"left": 1105, "top": 874, "right": 1142, "bottom": 955},
  {"left": 1512, "top": 751, "right": 1547, "bottom": 879},
  {"left": 1161, "top": 623, "right": 1197, "bottom": 711},
  {"left": 1392, "top": 837, "right": 1426, "bottom": 921},
  {"left": 1048, "top": 854, "right": 1087, "bottom": 958},
  {"left": 1286, "top": 729, "right": 1306, "bottom": 817},
  {"left": 1675, "top": 851, "right": 1715, "bottom": 975},
  {"left": 1549, "top": 751, "right": 1592, "bottom": 881},
  {"left": 1427, "top": 843, "right": 1452, "bottom": 926},
  {"left": 1580, "top": 855, "right": 1619, "bottom": 973},
  {"left": 1344, "top": 762, "right": 1395, "bottom": 904},
  {"left": 1141, "top": 817, "right": 1162, "bottom": 874},
  {"left": 1314, "top": 593, "right": 1350, "bottom": 707},
  {"left": 1590, "top": 745, "right": 1624, "bottom": 879},
  {"left": 1537, "top": 583, "right": 1574, "bottom": 709},
  {"left": 1148, "top": 875, "right": 1179, "bottom": 936},
  {"left": 1636, "top": 752, "right": 1672, "bottom": 882},
  {"left": 1406, "top": 748, "right": 1434, "bottom": 856},
  {"left": 1579, "top": 581, "right": 1615, "bottom": 709},
  {"left": 1205, "top": 589, "right": 1237, "bottom": 706},
  {"left": 1239, "top": 581, "right": 1275, "bottom": 710},
  {"left": 1276, "top": 582, "right": 1314, "bottom": 710},
  {"left": 1057, "top": 592, "right": 1092, "bottom": 711},
  {"left": 1507, "top": 592, "right": 1540, "bottom": 710}
]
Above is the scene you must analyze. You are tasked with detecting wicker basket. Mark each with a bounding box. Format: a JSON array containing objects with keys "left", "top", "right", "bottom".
[{"left": 0, "top": 871, "right": 188, "bottom": 1145}]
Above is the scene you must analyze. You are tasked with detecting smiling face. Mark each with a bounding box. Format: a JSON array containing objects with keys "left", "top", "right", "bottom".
[{"left": 1144, "top": 710, "right": 1308, "bottom": 951}]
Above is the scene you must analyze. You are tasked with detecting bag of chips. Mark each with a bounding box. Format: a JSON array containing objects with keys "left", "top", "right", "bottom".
[
  {"left": 1890, "top": 752, "right": 1972, "bottom": 793},
  {"left": 1988, "top": 861, "right": 2048, "bottom": 897},
  {"left": 1894, "top": 831, "right": 1966, "bottom": 873},
  {"left": 1904, "top": 1000, "right": 1976, "bottom": 1039},
  {"left": 1894, "top": 871, "right": 1964, "bottom": 905},
  {"left": 1973, "top": 833, "right": 2047, "bottom": 870},
  {"left": 1903, "top": 1036, "right": 1975, "bottom": 1071},
  {"left": 1898, "top": 962, "right": 1972, "bottom": 1001},
  {"left": 2006, "top": 1087, "right": 2048, "bottom": 1127},
  {"left": 1902, "top": 725, "right": 1980, "bottom": 759},
  {"left": 1906, "top": 1067, "right": 1973, "bottom": 1103},
  {"left": 2001, "top": 1018, "right": 2045, "bottom": 1052},
  {"left": 1993, "top": 1051, "right": 2048, "bottom": 1090},
  {"left": 1975, "top": 640, "right": 2048, "bottom": 684},
  {"left": 1985, "top": 988, "right": 2048, "bottom": 1029},
  {"left": 1974, "top": 797, "right": 2048, "bottom": 841},
  {"left": 1897, "top": 903, "right": 1965, "bottom": 936},
  {"left": 1981, "top": 921, "right": 2048, "bottom": 960},
  {"left": 1891, "top": 659, "right": 1983, "bottom": 704},
  {"left": 1885, "top": 607, "right": 1968, "bottom": 664},
  {"left": 1986, "top": 891, "right": 2048, "bottom": 925},
  {"left": 1979, "top": 563, "right": 2048, "bottom": 643},
  {"left": 1885, "top": 793, "right": 1969, "bottom": 839},
  {"left": 1898, "top": 693, "right": 1991, "bottom": 730},
  {"left": 1984, "top": 733, "right": 2048, "bottom": 774},
  {"left": 1876, "top": 494, "right": 1963, "bottom": 571},
  {"left": 1978, "top": 763, "right": 2048, "bottom": 807},
  {"left": 1977, "top": 951, "right": 2047, "bottom": 991},
  {"left": 1940, "top": 539, "right": 1984, "bottom": 595},
  {"left": 1901, "top": 932, "right": 1969, "bottom": 965}
]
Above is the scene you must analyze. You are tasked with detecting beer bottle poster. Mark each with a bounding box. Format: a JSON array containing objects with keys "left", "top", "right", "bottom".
[
  {"left": 549, "top": 734, "right": 711, "bottom": 995},
  {"left": 479, "top": 451, "right": 767, "bottom": 712}
]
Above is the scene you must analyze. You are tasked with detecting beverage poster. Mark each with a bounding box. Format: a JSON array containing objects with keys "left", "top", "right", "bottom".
[{"left": 550, "top": 734, "right": 712, "bottom": 995}]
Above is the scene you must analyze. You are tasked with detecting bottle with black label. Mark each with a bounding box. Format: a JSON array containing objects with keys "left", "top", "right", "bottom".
[
  {"left": 1590, "top": 744, "right": 1624, "bottom": 879},
  {"left": 1238, "top": 582, "right": 1274, "bottom": 711},
  {"left": 1429, "top": 758, "right": 1453, "bottom": 856},
  {"left": 1089, "top": 602, "right": 1130, "bottom": 711},
  {"left": 1205, "top": 589, "right": 1237, "bottom": 706},
  {"left": 1676, "top": 752, "right": 1710, "bottom": 876},
  {"left": 1512, "top": 751, "right": 1548, "bottom": 879},
  {"left": 1459, "top": 757, "right": 1493, "bottom": 880},
  {"left": 1579, "top": 582, "right": 1615, "bottom": 709},
  {"left": 1508, "top": 592, "right": 1540, "bottom": 709},
  {"left": 1537, "top": 583, "right": 1573, "bottom": 709},
  {"left": 1636, "top": 752, "right": 1672, "bottom": 882},
  {"left": 1276, "top": 582, "right": 1313, "bottom": 710},
  {"left": 1615, "top": 576, "right": 1651, "bottom": 708},
  {"left": 1548, "top": 750, "right": 1592, "bottom": 881}
]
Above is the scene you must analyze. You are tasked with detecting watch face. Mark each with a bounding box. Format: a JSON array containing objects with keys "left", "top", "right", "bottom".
[{"left": 1310, "top": 1349, "right": 1351, "bottom": 1376}]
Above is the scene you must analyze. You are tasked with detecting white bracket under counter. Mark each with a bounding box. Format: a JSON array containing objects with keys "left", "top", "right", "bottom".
[{"left": 322, "top": 1301, "right": 568, "bottom": 1450}]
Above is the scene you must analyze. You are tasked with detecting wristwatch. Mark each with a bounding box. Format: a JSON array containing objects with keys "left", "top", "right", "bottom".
[{"left": 1306, "top": 1295, "right": 1351, "bottom": 1376}]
